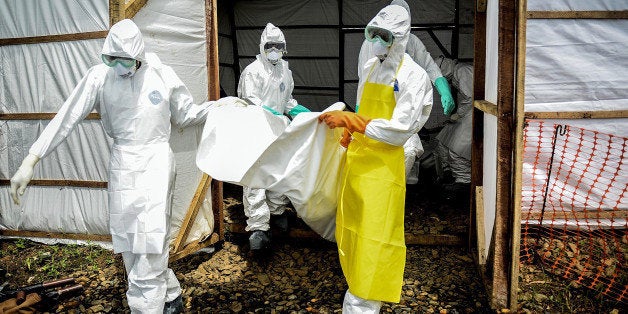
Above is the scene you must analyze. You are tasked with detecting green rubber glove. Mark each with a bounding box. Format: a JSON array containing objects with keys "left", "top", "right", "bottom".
[
  {"left": 262, "top": 105, "right": 282, "bottom": 115},
  {"left": 288, "top": 104, "right": 310, "bottom": 118},
  {"left": 434, "top": 76, "right": 455, "bottom": 116}
]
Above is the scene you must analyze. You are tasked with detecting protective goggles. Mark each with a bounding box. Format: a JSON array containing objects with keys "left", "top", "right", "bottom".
[
  {"left": 364, "top": 26, "right": 394, "bottom": 47},
  {"left": 263, "top": 42, "right": 286, "bottom": 51},
  {"left": 101, "top": 54, "right": 136, "bottom": 68}
]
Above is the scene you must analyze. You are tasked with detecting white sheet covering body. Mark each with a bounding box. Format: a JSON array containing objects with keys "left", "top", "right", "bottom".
[
  {"left": 195, "top": 100, "right": 288, "bottom": 184},
  {"left": 197, "top": 102, "right": 345, "bottom": 241}
]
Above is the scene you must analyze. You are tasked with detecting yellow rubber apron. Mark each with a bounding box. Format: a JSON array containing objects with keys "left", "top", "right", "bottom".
[{"left": 337, "top": 61, "right": 406, "bottom": 303}]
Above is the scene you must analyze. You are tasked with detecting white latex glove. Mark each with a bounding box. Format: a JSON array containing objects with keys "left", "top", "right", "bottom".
[
  {"left": 10, "top": 154, "right": 40, "bottom": 205},
  {"left": 213, "top": 96, "right": 249, "bottom": 107}
]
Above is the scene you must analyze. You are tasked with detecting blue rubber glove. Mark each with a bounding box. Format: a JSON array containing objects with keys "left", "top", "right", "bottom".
[
  {"left": 262, "top": 105, "right": 282, "bottom": 115},
  {"left": 288, "top": 104, "right": 310, "bottom": 118},
  {"left": 434, "top": 76, "right": 455, "bottom": 116}
]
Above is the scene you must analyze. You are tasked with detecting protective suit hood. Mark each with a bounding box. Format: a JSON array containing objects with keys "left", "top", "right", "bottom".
[
  {"left": 367, "top": 5, "right": 410, "bottom": 64},
  {"left": 259, "top": 23, "right": 287, "bottom": 66},
  {"left": 101, "top": 19, "right": 146, "bottom": 62},
  {"left": 390, "top": 0, "right": 411, "bottom": 21}
]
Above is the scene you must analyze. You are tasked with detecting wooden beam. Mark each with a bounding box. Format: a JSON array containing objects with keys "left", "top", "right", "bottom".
[
  {"left": 524, "top": 110, "right": 628, "bottom": 120},
  {"left": 169, "top": 233, "right": 220, "bottom": 262},
  {"left": 474, "top": 100, "right": 498, "bottom": 116},
  {"left": 470, "top": 0, "right": 487, "bottom": 254},
  {"left": 206, "top": 0, "right": 220, "bottom": 99},
  {"left": 0, "top": 179, "right": 107, "bottom": 188},
  {"left": 0, "top": 229, "right": 112, "bottom": 242},
  {"left": 227, "top": 223, "right": 465, "bottom": 246},
  {"left": 527, "top": 10, "right": 628, "bottom": 19},
  {"left": 476, "top": 186, "right": 487, "bottom": 265},
  {"left": 0, "top": 31, "right": 108, "bottom": 47},
  {"left": 211, "top": 180, "right": 225, "bottom": 240},
  {"left": 172, "top": 175, "right": 212, "bottom": 253},
  {"left": 0, "top": 113, "right": 101, "bottom": 120},
  {"left": 510, "top": 0, "right": 528, "bottom": 308},
  {"left": 124, "top": 0, "right": 148, "bottom": 19},
  {"left": 109, "top": 0, "right": 125, "bottom": 26},
  {"left": 492, "top": 0, "right": 518, "bottom": 308}
]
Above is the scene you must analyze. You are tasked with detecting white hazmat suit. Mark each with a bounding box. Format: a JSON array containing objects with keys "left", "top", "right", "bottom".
[
  {"left": 328, "top": 4, "right": 433, "bottom": 312},
  {"left": 358, "top": 0, "right": 452, "bottom": 184},
  {"left": 435, "top": 57, "right": 473, "bottom": 184},
  {"left": 10, "top": 19, "right": 213, "bottom": 313},
  {"left": 237, "top": 23, "right": 309, "bottom": 242}
]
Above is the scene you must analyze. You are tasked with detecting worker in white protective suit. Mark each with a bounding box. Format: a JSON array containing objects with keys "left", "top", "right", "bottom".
[
  {"left": 9, "top": 19, "right": 217, "bottom": 314},
  {"left": 319, "top": 5, "right": 432, "bottom": 312},
  {"left": 237, "top": 22, "right": 311, "bottom": 251},
  {"left": 434, "top": 56, "right": 473, "bottom": 201},
  {"left": 358, "top": 0, "right": 454, "bottom": 183}
]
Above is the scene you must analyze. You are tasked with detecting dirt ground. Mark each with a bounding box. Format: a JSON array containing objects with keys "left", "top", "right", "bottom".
[{"left": 0, "top": 181, "right": 624, "bottom": 313}]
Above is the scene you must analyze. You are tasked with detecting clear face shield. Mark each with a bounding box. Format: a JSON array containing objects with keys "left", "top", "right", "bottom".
[
  {"left": 264, "top": 42, "right": 286, "bottom": 65},
  {"left": 102, "top": 54, "right": 138, "bottom": 78}
]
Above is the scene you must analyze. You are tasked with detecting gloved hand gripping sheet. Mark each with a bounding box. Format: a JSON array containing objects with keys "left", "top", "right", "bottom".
[{"left": 196, "top": 101, "right": 346, "bottom": 241}]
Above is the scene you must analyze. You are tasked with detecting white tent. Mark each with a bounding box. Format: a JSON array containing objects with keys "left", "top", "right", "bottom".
[{"left": 0, "top": 0, "right": 220, "bottom": 259}]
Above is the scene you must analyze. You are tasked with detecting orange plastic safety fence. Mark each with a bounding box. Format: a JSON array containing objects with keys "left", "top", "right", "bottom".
[{"left": 520, "top": 120, "right": 628, "bottom": 303}]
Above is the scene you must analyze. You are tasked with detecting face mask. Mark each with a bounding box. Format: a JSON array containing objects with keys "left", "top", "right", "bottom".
[
  {"left": 372, "top": 41, "right": 389, "bottom": 60},
  {"left": 266, "top": 48, "right": 282, "bottom": 65},
  {"left": 113, "top": 63, "right": 137, "bottom": 78}
]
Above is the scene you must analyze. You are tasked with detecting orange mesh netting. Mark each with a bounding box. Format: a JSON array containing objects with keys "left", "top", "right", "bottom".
[{"left": 520, "top": 120, "right": 628, "bottom": 303}]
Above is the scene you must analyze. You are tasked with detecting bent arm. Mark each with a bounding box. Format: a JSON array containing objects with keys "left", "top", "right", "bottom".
[
  {"left": 365, "top": 70, "right": 433, "bottom": 146},
  {"left": 165, "top": 66, "right": 212, "bottom": 128}
]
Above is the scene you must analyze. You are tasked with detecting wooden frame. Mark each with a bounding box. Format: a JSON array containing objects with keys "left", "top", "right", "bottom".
[
  {"left": 1, "top": 0, "right": 223, "bottom": 262},
  {"left": 472, "top": 1, "right": 628, "bottom": 311},
  {"left": 527, "top": 10, "right": 628, "bottom": 19}
]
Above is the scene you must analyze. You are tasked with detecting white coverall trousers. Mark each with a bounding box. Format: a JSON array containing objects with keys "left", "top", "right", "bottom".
[
  {"left": 243, "top": 187, "right": 289, "bottom": 231},
  {"left": 121, "top": 237, "right": 181, "bottom": 313},
  {"left": 343, "top": 290, "right": 383, "bottom": 313}
]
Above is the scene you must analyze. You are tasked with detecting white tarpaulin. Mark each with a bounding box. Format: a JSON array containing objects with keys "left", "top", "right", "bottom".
[
  {"left": 1, "top": 0, "right": 213, "bottom": 247},
  {"left": 197, "top": 102, "right": 345, "bottom": 240}
]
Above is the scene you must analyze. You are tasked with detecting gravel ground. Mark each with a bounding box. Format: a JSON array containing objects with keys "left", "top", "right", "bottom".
[{"left": 2, "top": 181, "right": 623, "bottom": 312}]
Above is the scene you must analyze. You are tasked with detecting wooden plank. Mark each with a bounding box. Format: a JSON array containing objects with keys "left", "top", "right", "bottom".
[
  {"left": 492, "top": 0, "right": 517, "bottom": 308},
  {"left": 211, "top": 180, "right": 225, "bottom": 240},
  {"left": 124, "top": 0, "right": 148, "bottom": 19},
  {"left": 524, "top": 110, "right": 628, "bottom": 120},
  {"left": 0, "top": 229, "right": 112, "bottom": 242},
  {"left": 172, "top": 175, "right": 212, "bottom": 253},
  {"left": 527, "top": 10, "right": 628, "bottom": 19},
  {"left": 474, "top": 100, "right": 498, "bottom": 116},
  {"left": 227, "top": 223, "right": 464, "bottom": 245},
  {"left": 206, "top": 0, "right": 220, "bottom": 99},
  {"left": 476, "top": 186, "right": 487, "bottom": 265},
  {"left": 109, "top": 0, "right": 125, "bottom": 26},
  {"left": 470, "top": 0, "right": 487, "bottom": 255},
  {"left": 523, "top": 210, "right": 628, "bottom": 221},
  {"left": 510, "top": 0, "right": 528, "bottom": 308},
  {"left": 0, "top": 179, "right": 107, "bottom": 188},
  {"left": 0, "top": 113, "right": 101, "bottom": 120},
  {"left": 169, "top": 233, "right": 220, "bottom": 262},
  {"left": 0, "top": 31, "right": 108, "bottom": 47}
]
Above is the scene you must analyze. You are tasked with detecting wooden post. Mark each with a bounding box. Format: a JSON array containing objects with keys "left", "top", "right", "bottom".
[
  {"left": 205, "top": 0, "right": 224, "bottom": 242},
  {"left": 469, "top": 0, "right": 487, "bottom": 254},
  {"left": 492, "top": 0, "right": 518, "bottom": 308},
  {"left": 509, "top": 0, "right": 527, "bottom": 310}
]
